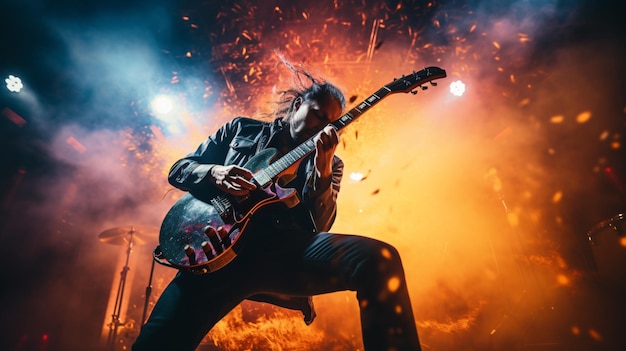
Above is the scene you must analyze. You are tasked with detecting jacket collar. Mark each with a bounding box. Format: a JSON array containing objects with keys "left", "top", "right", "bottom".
[{"left": 264, "top": 117, "right": 286, "bottom": 149}]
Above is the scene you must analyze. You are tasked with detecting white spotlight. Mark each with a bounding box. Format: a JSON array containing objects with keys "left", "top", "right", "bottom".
[
  {"left": 350, "top": 172, "right": 365, "bottom": 182},
  {"left": 151, "top": 95, "right": 173, "bottom": 115},
  {"left": 449, "top": 80, "right": 466, "bottom": 97},
  {"left": 5, "top": 75, "right": 23, "bottom": 93}
]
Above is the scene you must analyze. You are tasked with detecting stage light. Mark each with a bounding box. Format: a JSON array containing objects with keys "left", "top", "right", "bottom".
[
  {"left": 151, "top": 94, "right": 173, "bottom": 115},
  {"left": 5, "top": 75, "right": 23, "bottom": 93},
  {"left": 150, "top": 94, "right": 184, "bottom": 134},
  {"left": 350, "top": 172, "right": 365, "bottom": 182},
  {"left": 450, "top": 80, "right": 466, "bottom": 97}
]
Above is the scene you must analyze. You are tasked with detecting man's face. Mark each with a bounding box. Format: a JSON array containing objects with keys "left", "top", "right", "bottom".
[{"left": 288, "top": 94, "right": 342, "bottom": 144}]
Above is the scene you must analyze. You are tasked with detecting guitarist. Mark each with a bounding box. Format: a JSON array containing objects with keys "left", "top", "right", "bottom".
[{"left": 133, "top": 57, "right": 422, "bottom": 351}]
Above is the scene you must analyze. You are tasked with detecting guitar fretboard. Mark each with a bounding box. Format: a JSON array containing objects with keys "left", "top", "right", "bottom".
[
  {"left": 253, "top": 67, "right": 446, "bottom": 187},
  {"left": 253, "top": 86, "right": 392, "bottom": 187}
]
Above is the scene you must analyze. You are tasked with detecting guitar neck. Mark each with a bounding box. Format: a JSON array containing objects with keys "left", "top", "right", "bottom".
[
  {"left": 254, "top": 86, "right": 393, "bottom": 187},
  {"left": 252, "top": 66, "right": 447, "bottom": 187}
]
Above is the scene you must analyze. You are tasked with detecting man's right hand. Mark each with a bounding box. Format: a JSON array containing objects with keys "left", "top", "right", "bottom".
[{"left": 208, "top": 165, "right": 257, "bottom": 196}]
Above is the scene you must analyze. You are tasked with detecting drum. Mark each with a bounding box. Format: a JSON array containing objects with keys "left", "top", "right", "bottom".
[{"left": 587, "top": 213, "right": 625, "bottom": 291}]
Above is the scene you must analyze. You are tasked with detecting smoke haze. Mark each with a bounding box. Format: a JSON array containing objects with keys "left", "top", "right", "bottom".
[{"left": 0, "top": 0, "right": 624, "bottom": 350}]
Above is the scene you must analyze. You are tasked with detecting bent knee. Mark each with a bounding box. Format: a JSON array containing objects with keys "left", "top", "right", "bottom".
[{"left": 353, "top": 240, "right": 405, "bottom": 284}]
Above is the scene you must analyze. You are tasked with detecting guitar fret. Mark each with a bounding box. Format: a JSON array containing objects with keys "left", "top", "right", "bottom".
[
  {"left": 270, "top": 160, "right": 284, "bottom": 177},
  {"left": 296, "top": 144, "right": 310, "bottom": 157},
  {"left": 254, "top": 169, "right": 271, "bottom": 187},
  {"left": 285, "top": 153, "right": 297, "bottom": 163},
  {"left": 336, "top": 112, "right": 353, "bottom": 127},
  {"left": 366, "top": 94, "right": 379, "bottom": 103}
]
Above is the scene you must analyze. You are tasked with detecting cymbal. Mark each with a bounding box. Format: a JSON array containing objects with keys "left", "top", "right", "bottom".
[
  {"left": 588, "top": 213, "right": 624, "bottom": 234},
  {"left": 98, "top": 225, "right": 159, "bottom": 246}
]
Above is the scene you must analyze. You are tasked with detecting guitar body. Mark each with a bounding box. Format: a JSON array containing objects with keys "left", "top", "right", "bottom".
[
  {"left": 157, "top": 148, "right": 299, "bottom": 274},
  {"left": 155, "top": 66, "right": 447, "bottom": 274}
]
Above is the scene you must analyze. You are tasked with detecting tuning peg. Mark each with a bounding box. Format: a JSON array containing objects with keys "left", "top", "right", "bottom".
[
  {"left": 430, "top": 81, "right": 438, "bottom": 86},
  {"left": 411, "top": 90, "right": 418, "bottom": 95},
  {"left": 421, "top": 85, "right": 428, "bottom": 90}
]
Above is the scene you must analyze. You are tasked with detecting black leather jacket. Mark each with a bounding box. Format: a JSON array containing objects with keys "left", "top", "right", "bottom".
[{"left": 168, "top": 116, "right": 343, "bottom": 233}]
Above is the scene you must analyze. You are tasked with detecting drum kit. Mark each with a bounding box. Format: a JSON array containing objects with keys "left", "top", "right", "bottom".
[{"left": 97, "top": 225, "right": 159, "bottom": 350}]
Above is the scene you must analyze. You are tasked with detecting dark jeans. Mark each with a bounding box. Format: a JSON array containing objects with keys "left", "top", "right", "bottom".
[{"left": 132, "top": 232, "right": 421, "bottom": 351}]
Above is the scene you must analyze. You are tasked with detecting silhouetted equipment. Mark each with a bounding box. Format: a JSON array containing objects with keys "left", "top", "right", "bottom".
[
  {"left": 98, "top": 225, "right": 159, "bottom": 246},
  {"left": 587, "top": 213, "right": 625, "bottom": 292},
  {"left": 99, "top": 225, "right": 157, "bottom": 350}
]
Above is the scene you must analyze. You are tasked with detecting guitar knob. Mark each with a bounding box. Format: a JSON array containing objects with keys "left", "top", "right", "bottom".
[
  {"left": 204, "top": 226, "right": 224, "bottom": 254},
  {"left": 153, "top": 246, "right": 165, "bottom": 259},
  {"left": 217, "top": 226, "right": 231, "bottom": 248},
  {"left": 184, "top": 244, "right": 197, "bottom": 265},
  {"left": 201, "top": 241, "right": 214, "bottom": 258}
]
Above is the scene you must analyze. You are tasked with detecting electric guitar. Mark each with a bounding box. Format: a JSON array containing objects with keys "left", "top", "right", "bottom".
[{"left": 154, "top": 66, "right": 447, "bottom": 274}]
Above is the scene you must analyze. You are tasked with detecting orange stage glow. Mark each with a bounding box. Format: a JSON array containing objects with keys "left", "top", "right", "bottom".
[
  {"left": 4, "top": 1, "right": 617, "bottom": 350},
  {"left": 93, "top": 4, "right": 625, "bottom": 348}
]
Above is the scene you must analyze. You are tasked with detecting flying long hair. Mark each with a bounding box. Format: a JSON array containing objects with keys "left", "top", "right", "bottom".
[{"left": 272, "top": 52, "right": 346, "bottom": 120}]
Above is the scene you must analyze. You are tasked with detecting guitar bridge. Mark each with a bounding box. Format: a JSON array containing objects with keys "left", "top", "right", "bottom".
[{"left": 210, "top": 196, "right": 232, "bottom": 219}]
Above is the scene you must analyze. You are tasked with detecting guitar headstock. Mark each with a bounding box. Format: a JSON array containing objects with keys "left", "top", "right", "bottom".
[{"left": 386, "top": 66, "right": 447, "bottom": 94}]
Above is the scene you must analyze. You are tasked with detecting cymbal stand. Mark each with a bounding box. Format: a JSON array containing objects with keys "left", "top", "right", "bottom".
[
  {"left": 141, "top": 256, "right": 156, "bottom": 325},
  {"left": 106, "top": 229, "right": 135, "bottom": 351}
]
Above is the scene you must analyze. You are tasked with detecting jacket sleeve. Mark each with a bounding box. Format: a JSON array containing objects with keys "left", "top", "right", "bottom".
[
  {"left": 302, "top": 156, "right": 343, "bottom": 232},
  {"left": 167, "top": 119, "right": 236, "bottom": 192}
]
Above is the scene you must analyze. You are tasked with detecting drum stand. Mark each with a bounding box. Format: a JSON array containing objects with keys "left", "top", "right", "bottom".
[
  {"left": 141, "top": 256, "right": 156, "bottom": 325},
  {"left": 106, "top": 230, "right": 134, "bottom": 351}
]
